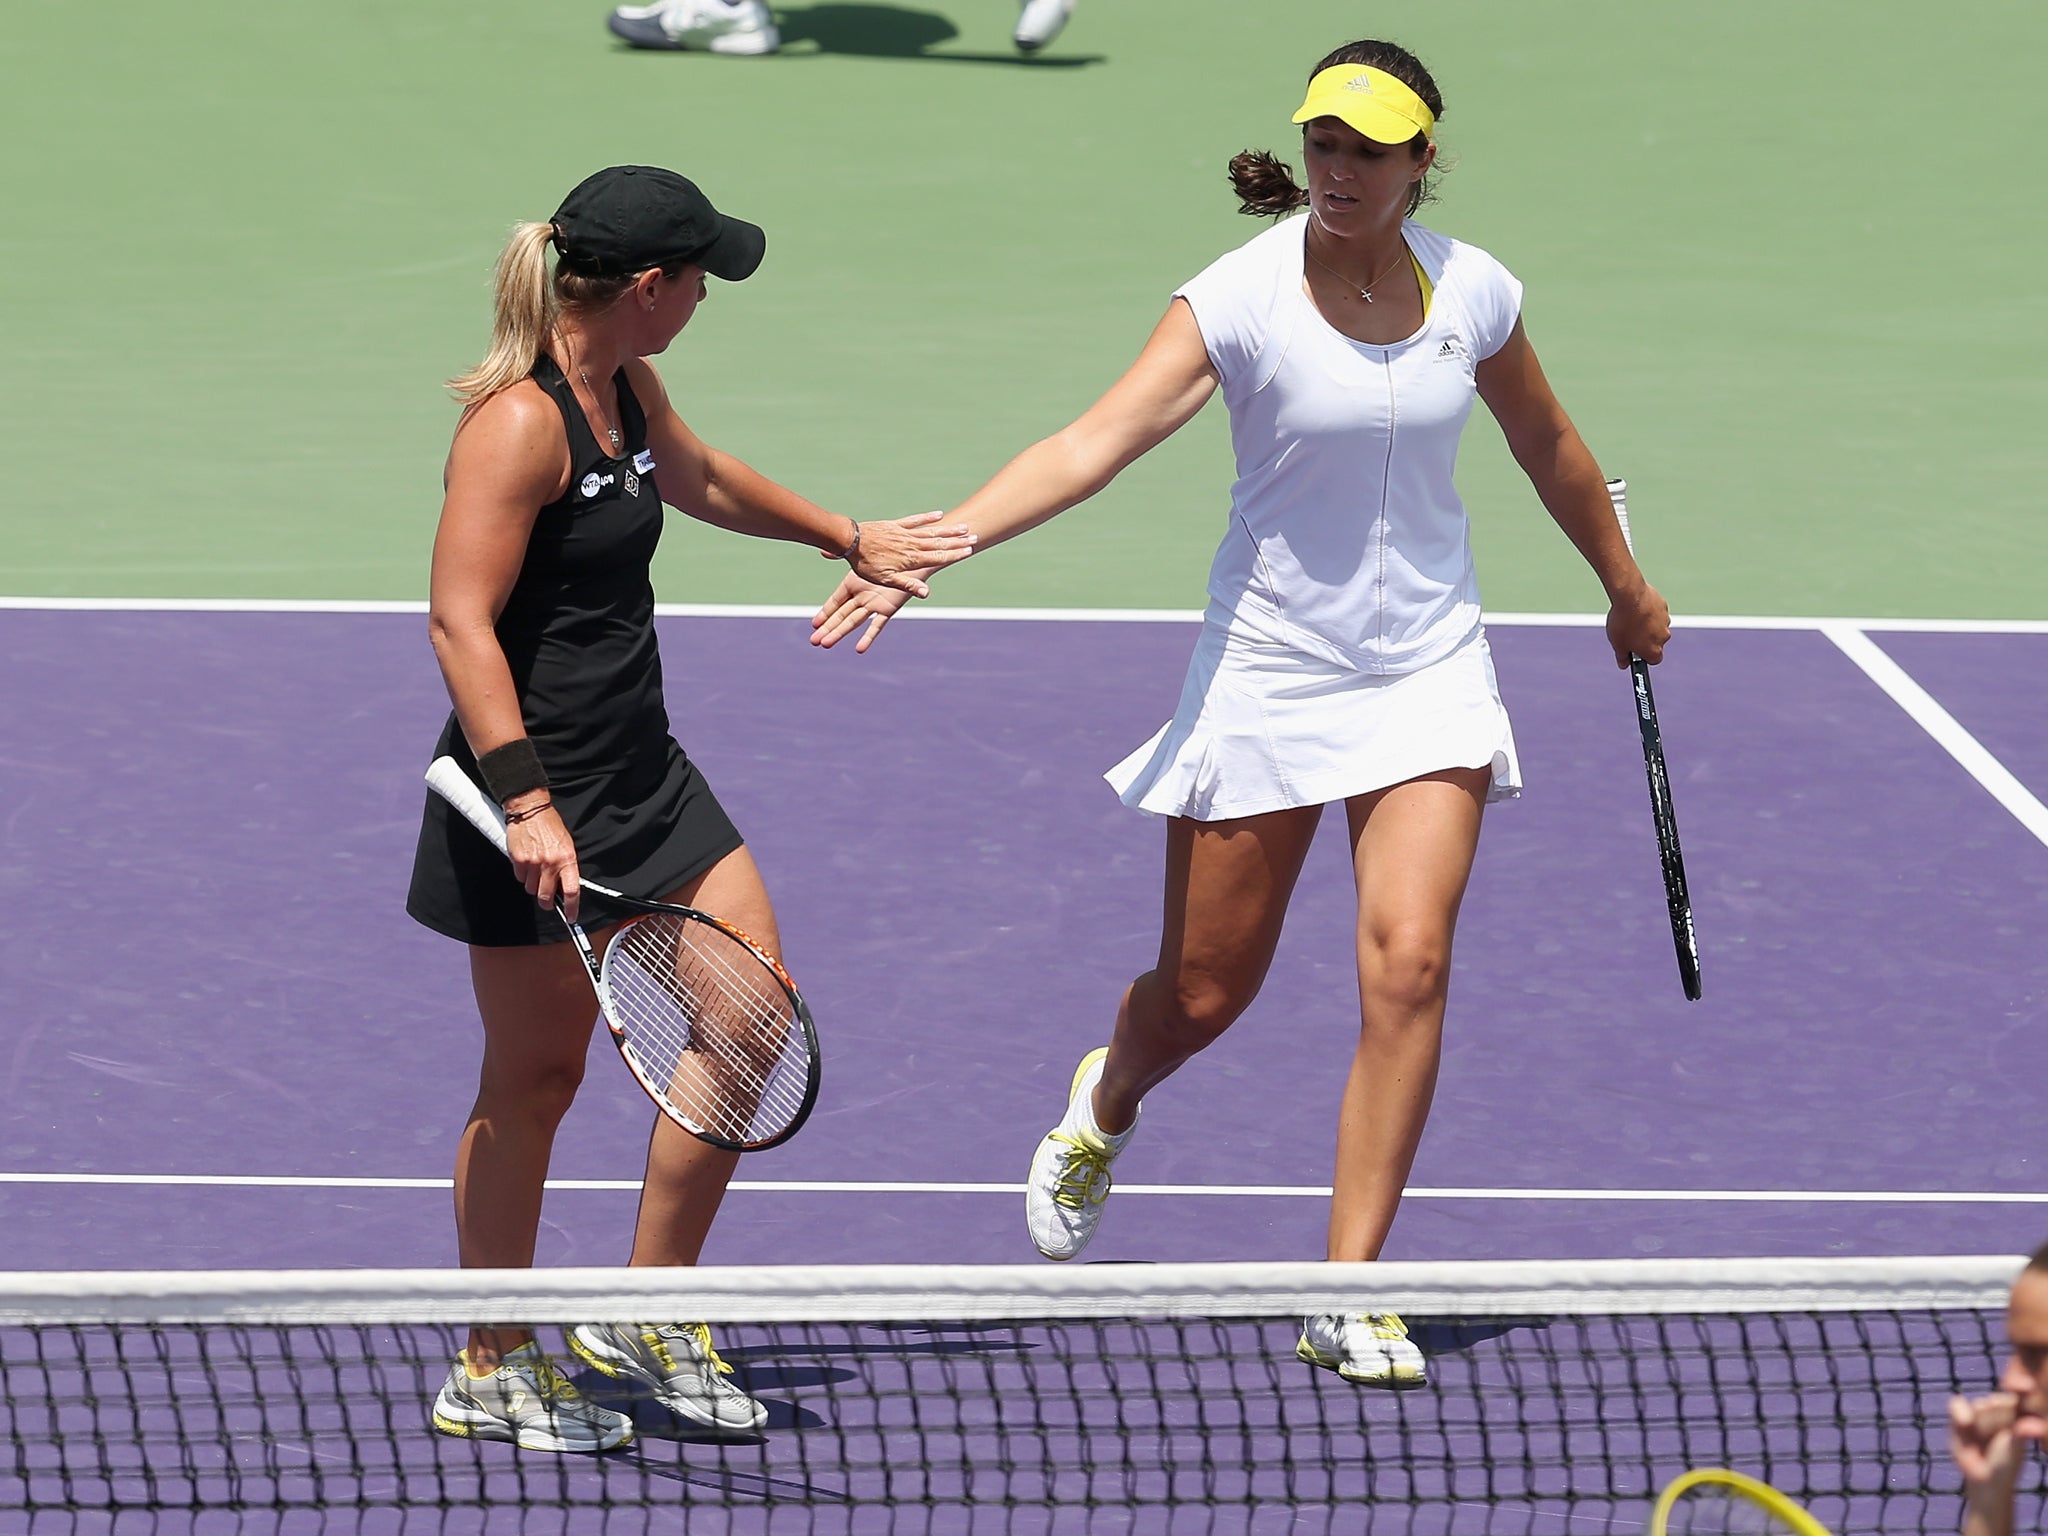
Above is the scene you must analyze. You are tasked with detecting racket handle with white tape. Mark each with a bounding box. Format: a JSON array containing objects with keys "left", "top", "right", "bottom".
[
  {"left": 425, "top": 756, "right": 511, "bottom": 854},
  {"left": 425, "top": 756, "right": 634, "bottom": 905},
  {"left": 1608, "top": 477, "right": 1635, "bottom": 558}
]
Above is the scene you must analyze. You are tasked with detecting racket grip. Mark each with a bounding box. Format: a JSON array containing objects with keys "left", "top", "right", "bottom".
[
  {"left": 1606, "top": 477, "right": 1633, "bottom": 556},
  {"left": 425, "top": 756, "right": 511, "bottom": 855}
]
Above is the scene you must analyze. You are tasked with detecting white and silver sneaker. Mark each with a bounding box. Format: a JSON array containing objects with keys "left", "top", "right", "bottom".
[
  {"left": 1024, "top": 1047, "right": 1135, "bottom": 1261},
  {"left": 569, "top": 1322, "right": 768, "bottom": 1433},
  {"left": 1013, "top": 0, "right": 1074, "bottom": 52},
  {"left": 1297, "top": 1312, "right": 1428, "bottom": 1390},
  {"left": 607, "top": 0, "right": 780, "bottom": 55},
  {"left": 430, "top": 1341, "right": 635, "bottom": 1452}
]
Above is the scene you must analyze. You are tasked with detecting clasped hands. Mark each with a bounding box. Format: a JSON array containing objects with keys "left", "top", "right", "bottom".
[
  {"left": 832, "top": 511, "right": 974, "bottom": 601},
  {"left": 813, "top": 510, "right": 966, "bottom": 653}
]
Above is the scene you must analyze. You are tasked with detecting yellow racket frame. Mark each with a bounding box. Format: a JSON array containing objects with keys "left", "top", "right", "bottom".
[{"left": 1651, "top": 1468, "right": 1835, "bottom": 1536}]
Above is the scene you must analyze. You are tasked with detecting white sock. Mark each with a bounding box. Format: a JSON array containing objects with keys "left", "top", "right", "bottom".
[{"left": 1065, "top": 1059, "right": 1137, "bottom": 1148}]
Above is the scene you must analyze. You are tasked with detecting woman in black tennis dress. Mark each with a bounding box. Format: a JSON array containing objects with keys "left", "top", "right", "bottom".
[{"left": 409, "top": 165, "right": 973, "bottom": 1453}]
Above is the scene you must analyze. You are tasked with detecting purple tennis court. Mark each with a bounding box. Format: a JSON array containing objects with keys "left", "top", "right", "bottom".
[
  {"left": 2, "top": 606, "right": 2045, "bottom": 1533},
  {"left": 2, "top": 606, "right": 2043, "bottom": 1272}
]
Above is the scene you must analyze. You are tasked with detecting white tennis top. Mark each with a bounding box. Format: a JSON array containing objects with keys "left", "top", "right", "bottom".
[{"left": 1174, "top": 214, "right": 1523, "bottom": 675}]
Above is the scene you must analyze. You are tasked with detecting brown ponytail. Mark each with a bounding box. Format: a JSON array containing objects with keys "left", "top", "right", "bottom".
[
  {"left": 1227, "top": 39, "right": 1447, "bottom": 221},
  {"left": 1227, "top": 151, "right": 1310, "bottom": 218}
]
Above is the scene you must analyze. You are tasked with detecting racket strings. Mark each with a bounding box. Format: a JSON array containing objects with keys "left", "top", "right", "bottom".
[
  {"left": 606, "top": 944, "right": 792, "bottom": 1140},
  {"left": 1662, "top": 1489, "right": 1814, "bottom": 1535},
  {"left": 601, "top": 915, "right": 811, "bottom": 1144}
]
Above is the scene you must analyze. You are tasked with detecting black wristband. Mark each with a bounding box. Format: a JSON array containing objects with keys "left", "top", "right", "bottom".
[{"left": 475, "top": 738, "right": 549, "bottom": 805}]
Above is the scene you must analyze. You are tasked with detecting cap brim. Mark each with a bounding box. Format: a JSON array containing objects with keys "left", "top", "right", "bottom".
[
  {"left": 693, "top": 216, "right": 765, "bottom": 282},
  {"left": 1291, "top": 97, "right": 1428, "bottom": 145}
]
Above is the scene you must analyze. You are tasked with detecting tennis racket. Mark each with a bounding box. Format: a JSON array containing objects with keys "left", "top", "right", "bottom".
[
  {"left": 1651, "top": 1468, "right": 1833, "bottom": 1535},
  {"left": 425, "top": 756, "right": 821, "bottom": 1152},
  {"left": 1607, "top": 478, "right": 1703, "bottom": 1001}
]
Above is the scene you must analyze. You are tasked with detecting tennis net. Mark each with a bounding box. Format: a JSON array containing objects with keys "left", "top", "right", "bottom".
[{"left": 1, "top": 1255, "right": 2037, "bottom": 1534}]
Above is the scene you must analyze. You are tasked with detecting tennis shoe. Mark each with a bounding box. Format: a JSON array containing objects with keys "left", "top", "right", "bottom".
[
  {"left": 430, "top": 1342, "right": 634, "bottom": 1452},
  {"left": 607, "top": 0, "right": 780, "bottom": 54},
  {"left": 1297, "top": 1312, "right": 1427, "bottom": 1390},
  {"left": 569, "top": 1322, "right": 768, "bottom": 1433},
  {"left": 1012, "top": 0, "right": 1074, "bottom": 51},
  {"left": 1025, "top": 1047, "right": 1136, "bottom": 1261}
]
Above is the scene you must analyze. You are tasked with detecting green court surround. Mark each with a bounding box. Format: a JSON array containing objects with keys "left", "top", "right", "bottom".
[{"left": 5, "top": 1, "right": 2041, "bottom": 618}]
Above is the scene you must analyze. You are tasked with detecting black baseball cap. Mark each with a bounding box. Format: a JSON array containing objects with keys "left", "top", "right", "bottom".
[{"left": 550, "top": 165, "right": 765, "bottom": 282}]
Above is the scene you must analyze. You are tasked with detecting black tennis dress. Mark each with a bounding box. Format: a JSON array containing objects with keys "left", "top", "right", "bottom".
[{"left": 406, "top": 355, "right": 742, "bottom": 946}]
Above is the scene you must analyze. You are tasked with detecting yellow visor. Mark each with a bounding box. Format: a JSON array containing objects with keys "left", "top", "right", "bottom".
[{"left": 1291, "top": 65, "right": 1435, "bottom": 144}]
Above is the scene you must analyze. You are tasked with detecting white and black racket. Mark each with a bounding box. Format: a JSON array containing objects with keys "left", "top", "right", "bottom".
[
  {"left": 426, "top": 757, "right": 821, "bottom": 1151},
  {"left": 1608, "top": 479, "right": 1702, "bottom": 1001}
]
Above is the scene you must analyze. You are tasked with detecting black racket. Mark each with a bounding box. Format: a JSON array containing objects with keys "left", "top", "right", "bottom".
[
  {"left": 1607, "top": 479, "right": 1703, "bottom": 1001},
  {"left": 426, "top": 756, "right": 821, "bottom": 1151}
]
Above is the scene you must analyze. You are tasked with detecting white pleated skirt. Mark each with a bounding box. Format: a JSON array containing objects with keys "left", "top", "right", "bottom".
[{"left": 1105, "top": 610, "right": 1522, "bottom": 821}]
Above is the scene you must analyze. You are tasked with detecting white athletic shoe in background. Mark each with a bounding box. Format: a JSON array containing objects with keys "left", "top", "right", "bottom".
[
  {"left": 1013, "top": 0, "right": 1074, "bottom": 52},
  {"left": 1024, "top": 1047, "right": 1136, "bottom": 1261},
  {"left": 1297, "top": 1312, "right": 1428, "bottom": 1390},
  {"left": 607, "top": 0, "right": 781, "bottom": 55}
]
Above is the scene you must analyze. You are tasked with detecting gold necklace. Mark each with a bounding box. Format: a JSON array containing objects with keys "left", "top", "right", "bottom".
[
  {"left": 576, "top": 365, "right": 624, "bottom": 453},
  {"left": 1304, "top": 238, "right": 1410, "bottom": 304}
]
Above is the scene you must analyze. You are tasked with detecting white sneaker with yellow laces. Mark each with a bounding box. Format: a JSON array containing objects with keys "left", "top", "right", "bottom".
[
  {"left": 1024, "top": 1047, "right": 1136, "bottom": 1261},
  {"left": 569, "top": 1321, "right": 767, "bottom": 1433},
  {"left": 1297, "top": 1311, "right": 1428, "bottom": 1389},
  {"left": 430, "top": 1341, "right": 634, "bottom": 1452}
]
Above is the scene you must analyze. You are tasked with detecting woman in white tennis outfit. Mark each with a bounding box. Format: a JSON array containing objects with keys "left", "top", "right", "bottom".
[{"left": 813, "top": 39, "right": 1671, "bottom": 1387}]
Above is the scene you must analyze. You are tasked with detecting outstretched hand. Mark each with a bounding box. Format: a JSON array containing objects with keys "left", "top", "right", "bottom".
[
  {"left": 811, "top": 571, "right": 916, "bottom": 653},
  {"left": 835, "top": 511, "right": 974, "bottom": 596}
]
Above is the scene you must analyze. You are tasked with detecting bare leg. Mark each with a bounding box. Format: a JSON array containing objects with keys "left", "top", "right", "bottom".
[
  {"left": 1326, "top": 768, "right": 1489, "bottom": 1262},
  {"left": 457, "top": 940, "right": 602, "bottom": 1365},
  {"left": 627, "top": 844, "right": 779, "bottom": 1268},
  {"left": 1092, "top": 807, "right": 1323, "bottom": 1134}
]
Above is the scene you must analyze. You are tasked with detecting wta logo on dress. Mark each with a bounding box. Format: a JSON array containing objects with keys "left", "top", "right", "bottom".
[{"left": 579, "top": 471, "right": 616, "bottom": 500}]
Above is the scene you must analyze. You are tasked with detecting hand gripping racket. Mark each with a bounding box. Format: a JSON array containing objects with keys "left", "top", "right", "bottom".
[
  {"left": 1651, "top": 1468, "right": 1833, "bottom": 1535},
  {"left": 1608, "top": 479, "right": 1703, "bottom": 1001},
  {"left": 426, "top": 757, "right": 821, "bottom": 1151}
]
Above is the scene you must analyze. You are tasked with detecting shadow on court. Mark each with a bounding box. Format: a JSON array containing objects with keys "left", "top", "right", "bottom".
[{"left": 769, "top": 4, "right": 1103, "bottom": 64}]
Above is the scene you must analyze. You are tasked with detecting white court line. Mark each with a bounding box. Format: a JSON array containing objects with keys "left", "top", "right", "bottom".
[
  {"left": 2, "top": 595, "right": 2048, "bottom": 632},
  {"left": 0, "top": 596, "right": 432, "bottom": 614},
  {"left": 14, "top": 595, "right": 2043, "bottom": 841},
  {"left": 2, "top": 1172, "right": 2043, "bottom": 1203},
  {"left": 1823, "top": 623, "right": 2048, "bottom": 848}
]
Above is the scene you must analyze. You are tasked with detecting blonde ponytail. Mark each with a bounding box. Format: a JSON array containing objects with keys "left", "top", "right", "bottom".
[{"left": 448, "top": 222, "right": 559, "bottom": 404}]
